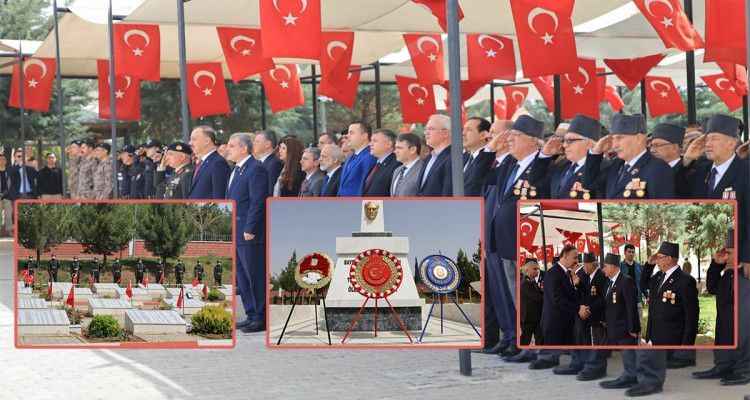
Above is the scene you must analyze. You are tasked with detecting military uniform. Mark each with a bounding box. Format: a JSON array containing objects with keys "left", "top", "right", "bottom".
[
  {"left": 142, "top": 157, "right": 156, "bottom": 199},
  {"left": 157, "top": 142, "right": 194, "bottom": 199},
  {"left": 117, "top": 162, "right": 132, "bottom": 198},
  {"left": 93, "top": 143, "right": 113, "bottom": 199},
  {"left": 175, "top": 260, "right": 185, "bottom": 285},
  {"left": 112, "top": 259, "right": 122, "bottom": 284},
  {"left": 213, "top": 261, "right": 223, "bottom": 286},
  {"left": 91, "top": 259, "right": 102, "bottom": 283},
  {"left": 77, "top": 154, "right": 98, "bottom": 199},
  {"left": 128, "top": 159, "right": 146, "bottom": 199},
  {"left": 194, "top": 261, "right": 204, "bottom": 283},
  {"left": 156, "top": 261, "right": 165, "bottom": 284},
  {"left": 67, "top": 152, "right": 80, "bottom": 198},
  {"left": 48, "top": 257, "right": 59, "bottom": 282},
  {"left": 70, "top": 258, "right": 81, "bottom": 282},
  {"left": 25, "top": 257, "right": 36, "bottom": 287},
  {"left": 135, "top": 259, "right": 145, "bottom": 284}
]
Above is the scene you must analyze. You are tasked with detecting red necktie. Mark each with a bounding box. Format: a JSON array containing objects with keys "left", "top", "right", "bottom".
[
  {"left": 364, "top": 163, "right": 380, "bottom": 192},
  {"left": 193, "top": 159, "right": 202, "bottom": 178}
]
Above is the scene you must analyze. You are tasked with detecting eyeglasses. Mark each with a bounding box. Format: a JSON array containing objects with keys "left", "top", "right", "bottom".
[
  {"left": 562, "top": 138, "right": 585, "bottom": 145},
  {"left": 650, "top": 142, "right": 675, "bottom": 149}
]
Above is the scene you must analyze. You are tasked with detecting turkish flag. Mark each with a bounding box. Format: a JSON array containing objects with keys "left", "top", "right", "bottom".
[
  {"left": 575, "top": 238, "right": 586, "bottom": 253},
  {"left": 203, "top": 284, "right": 209, "bottom": 299},
  {"left": 519, "top": 216, "right": 539, "bottom": 250},
  {"left": 65, "top": 285, "right": 75, "bottom": 307},
  {"left": 604, "top": 54, "right": 665, "bottom": 90},
  {"left": 192, "top": 278, "right": 199, "bottom": 287},
  {"left": 644, "top": 76, "right": 685, "bottom": 117},
  {"left": 531, "top": 75, "right": 555, "bottom": 111},
  {"left": 510, "top": 0, "right": 578, "bottom": 78},
  {"left": 113, "top": 23, "right": 160, "bottom": 81},
  {"left": 8, "top": 57, "right": 56, "bottom": 112},
  {"left": 718, "top": 63, "right": 748, "bottom": 96},
  {"left": 702, "top": 73, "right": 743, "bottom": 112},
  {"left": 412, "top": 0, "right": 464, "bottom": 33},
  {"left": 467, "top": 34, "right": 516, "bottom": 82},
  {"left": 97, "top": 60, "right": 141, "bottom": 121},
  {"left": 319, "top": 68, "right": 361, "bottom": 109},
  {"left": 503, "top": 86, "right": 529, "bottom": 119},
  {"left": 494, "top": 99, "right": 507, "bottom": 120},
  {"left": 143, "top": 275, "right": 149, "bottom": 288},
  {"left": 519, "top": 251, "right": 527, "bottom": 266},
  {"left": 628, "top": 233, "right": 641, "bottom": 247},
  {"left": 261, "top": 64, "right": 305, "bottom": 113},
  {"left": 561, "top": 58, "right": 599, "bottom": 120},
  {"left": 703, "top": 0, "right": 745, "bottom": 66},
  {"left": 259, "top": 0, "right": 321, "bottom": 59},
  {"left": 585, "top": 232, "right": 600, "bottom": 255},
  {"left": 556, "top": 228, "right": 582, "bottom": 246},
  {"left": 216, "top": 27, "right": 275, "bottom": 82},
  {"left": 612, "top": 231, "right": 627, "bottom": 247},
  {"left": 176, "top": 286, "right": 184, "bottom": 308},
  {"left": 596, "top": 67, "right": 607, "bottom": 102},
  {"left": 186, "top": 62, "right": 231, "bottom": 118},
  {"left": 535, "top": 245, "right": 554, "bottom": 262},
  {"left": 320, "top": 31, "right": 354, "bottom": 81},
  {"left": 72, "top": 273, "right": 78, "bottom": 285},
  {"left": 396, "top": 75, "right": 436, "bottom": 124},
  {"left": 440, "top": 80, "right": 486, "bottom": 104},
  {"left": 633, "top": 0, "right": 703, "bottom": 51},
  {"left": 47, "top": 282, "right": 52, "bottom": 299},
  {"left": 404, "top": 34, "right": 445, "bottom": 85},
  {"left": 604, "top": 85, "right": 625, "bottom": 112}
]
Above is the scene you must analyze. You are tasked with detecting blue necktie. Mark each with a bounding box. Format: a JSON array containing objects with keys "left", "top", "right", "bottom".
[
  {"left": 559, "top": 163, "right": 576, "bottom": 194},
  {"left": 707, "top": 167, "right": 718, "bottom": 196},
  {"left": 321, "top": 174, "right": 330, "bottom": 195},
  {"left": 19, "top": 167, "right": 29, "bottom": 194},
  {"left": 227, "top": 166, "right": 240, "bottom": 196},
  {"left": 503, "top": 164, "right": 520, "bottom": 195}
]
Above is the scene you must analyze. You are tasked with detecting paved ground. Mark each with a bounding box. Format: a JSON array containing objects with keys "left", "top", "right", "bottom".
[{"left": 1, "top": 239, "right": 749, "bottom": 400}]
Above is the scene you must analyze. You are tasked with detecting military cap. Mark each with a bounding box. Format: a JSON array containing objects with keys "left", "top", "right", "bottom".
[
  {"left": 168, "top": 142, "right": 193, "bottom": 155},
  {"left": 95, "top": 143, "right": 111, "bottom": 153},
  {"left": 512, "top": 115, "right": 545, "bottom": 139},
  {"left": 604, "top": 253, "right": 621, "bottom": 266},
  {"left": 651, "top": 123, "right": 685, "bottom": 145},
  {"left": 81, "top": 139, "right": 96, "bottom": 148},
  {"left": 705, "top": 114, "right": 743, "bottom": 138},
  {"left": 568, "top": 114, "right": 601, "bottom": 141},
  {"left": 523, "top": 258, "right": 539, "bottom": 265},
  {"left": 657, "top": 241, "right": 679, "bottom": 259},
  {"left": 582, "top": 253, "right": 597, "bottom": 263},
  {"left": 144, "top": 139, "right": 162, "bottom": 149},
  {"left": 611, "top": 114, "right": 646, "bottom": 135},
  {"left": 70, "top": 140, "right": 83, "bottom": 146},
  {"left": 119, "top": 144, "right": 136, "bottom": 154}
]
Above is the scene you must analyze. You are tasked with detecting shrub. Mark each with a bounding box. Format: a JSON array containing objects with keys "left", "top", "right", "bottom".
[
  {"left": 87, "top": 315, "right": 122, "bottom": 338},
  {"left": 698, "top": 318, "right": 710, "bottom": 335},
  {"left": 159, "top": 300, "right": 174, "bottom": 310},
  {"left": 207, "top": 288, "right": 225, "bottom": 302},
  {"left": 191, "top": 305, "right": 232, "bottom": 337}
]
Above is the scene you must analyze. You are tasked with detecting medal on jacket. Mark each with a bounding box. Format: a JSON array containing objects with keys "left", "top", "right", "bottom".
[
  {"left": 612, "top": 291, "right": 617, "bottom": 304},
  {"left": 569, "top": 181, "right": 591, "bottom": 200},
  {"left": 623, "top": 178, "right": 646, "bottom": 198},
  {"left": 513, "top": 180, "right": 537, "bottom": 199},
  {"left": 663, "top": 290, "right": 676, "bottom": 304},
  {"left": 723, "top": 187, "right": 737, "bottom": 200},
  {"left": 590, "top": 284, "right": 597, "bottom": 296}
]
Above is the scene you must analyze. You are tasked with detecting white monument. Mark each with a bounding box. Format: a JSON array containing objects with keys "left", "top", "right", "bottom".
[{"left": 325, "top": 200, "right": 423, "bottom": 330}]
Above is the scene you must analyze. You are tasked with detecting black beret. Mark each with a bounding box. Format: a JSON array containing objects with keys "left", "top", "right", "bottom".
[
  {"left": 119, "top": 145, "right": 136, "bottom": 154},
  {"left": 145, "top": 139, "right": 162, "bottom": 149},
  {"left": 651, "top": 123, "right": 685, "bottom": 145},
  {"left": 568, "top": 114, "right": 601, "bottom": 141},
  {"left": 71, "top": 140, "right": 83, "bottom": 146},
  {"left": 611, "top": 114, "right": 646, "bottom": 135},
  {"left": 657, "top": 241, "right": 679, "bottom": 259},
  {"left": 95, "top": 143, "right": 111, "bottom": 153},
  {"left": 604, "top": 253, "right": 621, "bottom": 266},
  {"left": 168, "top": 142, "right": 193, "bottom": 155},
  {"left": 81, "top": 139, "right": 96, "bottom": 148},
  {"left": 582, "top": 253, "right": 597, "bottom": 263},
  {"left": 512, "top": 115, "right": 545, "bottom": 139},
  {"left": 705, "top": 114, "right": 742, "bottom": 138}
]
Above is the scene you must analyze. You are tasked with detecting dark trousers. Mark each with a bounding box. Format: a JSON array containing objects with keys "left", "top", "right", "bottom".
[
  {"left": 714, "top": 274, "right": 750, "bottom": 374},
  {"left": 621, "top": 350, "right": 666, "bottom": 387},
  {"left": 113, "top": 271, "right": 121, "bottom": 284},
  {"left": 520, "top": 322, "right": 542, "bottom": 346},
  {"left": 487, "top": 253, "right": 516, "bottom": 345},
  {"left": 175, "top": 273, "right": 182, "bottom": 285},
  {"left": 48, "top": 270, "right": 57, "bottom": 282},
  {"left": 237, "top": 243, "right": 266, "bottom": 322},
  {"left": 483, "top": 272, "right": 500, "bottom": 347}
]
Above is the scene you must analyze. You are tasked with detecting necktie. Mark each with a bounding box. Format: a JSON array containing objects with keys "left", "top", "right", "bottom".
[
  {"left": 19, "top": 167, "right": 28, "bottom": 194},
  {"left": 226, "top": 166, "right": 240, "bottom": 196},
  {"left": 320, "top": 175, "right": 330, "bottom": 195},
  {"left": 559, "top": 163, "right": 577, "bottom": 194},
  {"left": 463, "top": 154, "right": 474, "bottom": 172},
  {"left": 503, "top": 164, "right": 520, "bottom": 195},
  {"left": 616, "top": 163, "right": 630, "bottom": 185},
  {"left": 567, "top": 269, "right": 574, "bottom": 286},
  {"left": 606, "top": 280, "right": 614, "bottom": 296},
  {"left": 193, "top": 159, "right": 202, "bottom": 179},
  {"left": 707, "top": 167, "right": 719, "bottom": 195},
  {"left": 393, "top": 167, "right": 407, "bottom": 194},
  {"left": 491, "top": 159, "right": 499, "bottom": 169},
  {"left": 364, "top": 162, "right": 380, "bottom": 192},
  {"left": 300, "top": 177, "right": 310, "bottom": 197}
]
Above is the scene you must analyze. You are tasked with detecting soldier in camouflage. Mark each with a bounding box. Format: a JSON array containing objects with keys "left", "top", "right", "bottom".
[
  {"left": 93, "top": 143, "right": 113, "bottom": 199},
  {"left": 76, "top": 140, "right": 98, "bottom": 199},
  {"left": 175, "top": 258, "right": 185, "bottom": 285},
  {"left": 66, "top": 140, "right": 81, "bottom": 198}
]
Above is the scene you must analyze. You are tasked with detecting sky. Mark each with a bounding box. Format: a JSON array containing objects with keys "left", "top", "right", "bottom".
[{"left": 268, "top": 200, "right": 482, "bottom": 276}]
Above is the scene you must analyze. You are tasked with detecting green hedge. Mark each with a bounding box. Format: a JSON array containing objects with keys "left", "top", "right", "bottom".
[
  {"left": 87, "top": 315, "right": 122, "bottom": 338},
  {"left": 191, "top": 306, "right": 232, "bottom": 337}
]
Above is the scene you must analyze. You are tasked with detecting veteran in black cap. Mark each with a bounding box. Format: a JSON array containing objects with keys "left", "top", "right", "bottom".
[
  {"left": 571, "top": 252, "right": 611, "bottom": 380},
  {"left": 156, "top": 142, "right": 194, "bottom": 199},
  {"left": 117, "top": 145, "right": 137, "bottom": 198},
  {"left": 520, "top": 258, "right": 544, "bottom": 346},
  {"left": 601, "top": 114, "right": 675, "bottom": 199},
  {"left": 649, "top": 123, "right": 690, "bottom": 197},
  {"left": 141, "top": 139, "right": 162, "bottom": 199},
  {"left": 550, "top": 114, "right": 605, "bottom": 199}
]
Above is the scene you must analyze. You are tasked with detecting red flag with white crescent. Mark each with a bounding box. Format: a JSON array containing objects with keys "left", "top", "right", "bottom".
[
  {"left": 126, "top": 280, "right": 133, "bottom": 298},
  {"left": 176, "top": 286, "right": 185, "bottom": 308},
  {"left": 531, "top": 75, "right": 555, "bottom": 111},
  {"left": 404, "top": 34, "right": 445, "bottom": 85},
  {"left": 467, "top": 34, "right": 516, "bottom": 83},
  {"left": 494, "top": 99, "right": 507, "bottom": 120},
  {"left": 216, "top": 27, "right": 275, "bottom": 82},
  {"left": 186, "top": 62, "right": 231, "bottom": 118},
  {"left": 395, "top": 75, "right": 437, "bottom": 124},
  {"left": 555, "top": 228, "right": 582, "bottom": 246},
  {"left": 633, "top": 0, "right": 703, "bottom": 51},
  {"left": 644, "top": 76, "right": 685, "bottom": 117},
  {"left": 702, "top": 73, "right": 744, "bottom": 112},
  {"left": 502, "top": 86, "right": 529, "bottom": 119},
  {"left": 259, "top": 0, "right": 322, "bottom": 59},
  {"left": 320, "top": 31, "right": 354, "bottom": 82},
  {"left": 704, "top": 0, "right": 746, "bottom": 66},
  {"left": 97, "top": 60, "right": 141, "bottom": 121},
  {"left": 261, "top": 64, "right": 305, "bottom": 113},
  {"left": 585, "top": 232, "right": 601, "bottom": 255},
  {"left": 604, "top": 54, "right": 665, "bottom": 90},
  {"left": 8, "top": 57, "right": 56, "bottom": 112},
  {"left": 718, "top": 63, "right": 748, "bottom": 96},
  {"left": 519, "top": 216, "right": 540, "bottom": 250},
  {"left": 113, "top": 23, "right": 161, "bottom": 81},
  {"left": 319, "top": 68, "right": 361, "bottom": 109},
  {"left": 604, "top": 85, "right": 625, "bottom": 112},
  {"left": 411, "top": 0, "right": 464, "bottom": 33},
  {"left": 575, "top": 238, "right": 586, "bottom": 253},
  {"left": 561, "top": 58, "right": 599, "bottom": 120},
  {"left": 65, "top": 285, "right": 75, "bottom": 307}
]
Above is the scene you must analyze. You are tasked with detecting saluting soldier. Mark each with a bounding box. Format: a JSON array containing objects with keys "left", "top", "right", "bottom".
[
  {"left": 549, "top": 115, "right": 605, "bottom": 200},
  {"left": 648, "top": 123, "right": 690, "bottom": 198},
  {"left": 194, "top": 260, "right": 204, "bottom": 283},
  {"left": 601, "top": 114, "right": 675, "bottom": 199},
  {"left": 135, "top": 258, "right": 145, "bottom": 284},
  {"left": 175, "top": 258, "right": 185, "bottom": 285},
  {"left": 129, "top": 145, "right": 147, "bottom": 199},
  {"left": 156, "top": 142, "right": 194, "bottom": 199},
  {"left": 91, "top": 257, "right": 102, "bottom": 283},
  {"left": 92, "top": 143, "right": 113, "bottom": 199},
  {"left": 48, "top": 254, "right": 60, "bottom": 282},
  {"left": 70, "top": 256, "right": 81, "bottom": 283},
  {"left": 213, "top": 260, "right": 223, "bottom": 287},
  {"left": 76, "top": 140, "right": 98, "bottom": 199},
  {"left": 112, "top": 257, "right": 122, "bottom": 284}
]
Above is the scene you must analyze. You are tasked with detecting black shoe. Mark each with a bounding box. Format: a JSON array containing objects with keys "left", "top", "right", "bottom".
[
  {"left": 235, "top": 318, "right": 253, "bottom": 329},
  {"left": 577, "top": 369, "right": 606, "bottom": 381},
  {"left": 600, "top": 376, "right": 638, "bottom": 389},
  {"left": 625, "top": 384, "right": 663, "bottom": 397},
  {"left": 473, "top": 342, "right": 505, "bottom": 354},
  {"left": 667, "top": 358, "right": 696, "bottom": 369},
  {"left": 505, "top": 350, "right": 536, "bottom": 363},
  {"left": 529, "top": 358, "right": 558, "bottom": 370},
  {"left": 553, "top": 365, "right": 582, "bottom": 375},
  {"left": 720, "top": 373, "right": 750, "bottom": 386},
  {"left": 240, "top": 321, "right": 265, "bottom": 333},
  {"left": 692, "top": 367, "right": 730, "bottom": 380},
  {"left": 500, "top": 344, "right": 521, "bottom": 358}
]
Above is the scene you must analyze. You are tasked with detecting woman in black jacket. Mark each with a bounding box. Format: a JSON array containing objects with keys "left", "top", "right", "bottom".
[{"left": 273, "top": 135, "right": 305, "bottom": 197}]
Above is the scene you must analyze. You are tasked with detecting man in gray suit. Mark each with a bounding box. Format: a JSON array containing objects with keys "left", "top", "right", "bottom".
[
  {"left": 391, "top": 133, "right": 424, "bottom": 197},
  {"left": 299, "top": 147, "right": 325, "bottom": 197}
]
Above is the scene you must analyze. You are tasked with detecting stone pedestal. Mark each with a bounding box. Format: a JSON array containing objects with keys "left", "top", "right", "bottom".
[
  {"left": 88, "top": 298, "right": 133, "bottom": 325},
  {"left": 124, "top": 310, "right": 186, "bottom": 335},
  {"left": 18, "top": 309, "right": 70, "bottom": 336},
  {"left": 166, "top": 298, "right": 206, "bottom": 316},
  {"left": 93, "top": 283, "right": 121, "bottom": 297},
  {"left": 116, "top": 287, "right": 151, "bottom": 302},
  {"left": 139, "top": 283, "right": 167, "bottom": 300}
]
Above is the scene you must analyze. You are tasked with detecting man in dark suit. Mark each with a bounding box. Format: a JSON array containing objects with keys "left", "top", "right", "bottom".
[
  {"left": 649, "top": 123, "right": 690, "bottom": 198},
  {"left": 338, "top": 122, "right": 377, "bottom": 196},
  {"left": 10, "top": 149, "right": 38, "bottom": 199},
  {"left": 299, "top": 147, "right": 325, "bottom": 197},
  {"left": 253, "top": 130, "right": 283, "bottom": 194},
  {"left": 520, "top": 259, "right": 544, "bottom": 346},
  {"left": 318, "top": 144, "right": 344, "bottom": 196},
  {"left": 363, "top": 129, "right": 401, "bottom": 196},
  {"left": 189, "top": 126, "right": 231, "bottom": 199},
  {"left": 225, "top": 132, "right": 269, "bottom": 333},
  {"left": 555, "top": 253, "right": 595, "bottom": 376},
  {"left": 462, "top": 117, "right": 495, "bottom": 196},
  {"left": 417, "top": 114, "right": 453, "bottom": 196},
  {"left": 531, "top": 245, "right": 580, "bottom": 370},
  {"left": 575, "top": 253, "right": 611, "bottom": 381},
  {"left": 600, "top": 114, "right": 675, "bottom": 199},
  {"left": 549, "top": 114, "right": 604, "bottom": 199},
  {"left": 391, "top": 133, "right": 424, "bottom": 197}
]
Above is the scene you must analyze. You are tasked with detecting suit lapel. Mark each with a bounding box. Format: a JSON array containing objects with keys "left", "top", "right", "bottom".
[
  {"left": 191, "top": 152, "right": 213, "bottom": 190},
  {"left": 611, "top": 152, "right": 650, "bottom": 196},
  {"left": 712, "top": 157, "right": 739, "bottom": 197}
]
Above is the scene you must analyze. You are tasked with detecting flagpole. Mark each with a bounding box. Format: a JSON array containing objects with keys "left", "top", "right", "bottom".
[
  {"left": 374, "top": 61, "right": 382, "bottom": 128},
  {"left": 746, "top": 0, "right": 750, "bottom": 144},
  {"left": 683, "top": 0, "right": 697, "bottom": 125},
  {"left": 176, "top": 0, "right": 191, "bottom": 142},
  {"left": 17, "top": 38, "right": 26, "bottom": 167},
  {"left": 489, "top": 82, "right": 495, "bottom": 123},
  {"left": 107, "top": 0, "right": 119, "bottom": 198},
  {"left": 52, "top": 0, "right": 67, "bottom": 197}
]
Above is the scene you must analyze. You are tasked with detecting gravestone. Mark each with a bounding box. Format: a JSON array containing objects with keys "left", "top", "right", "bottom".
[
  {"left": 139, "top": 283, "right": 167, "bottom": 300},
  {"left": 18, "top": 309, "right": 70, "bottom": 336},
  {"left": 18, "top": 298, "right": 47, "bottom": 309},
  {"left": 17, "top": 287, "right": 34, "bottom": 298},
  {"left": 115, "top": 286, "right": 151, "bottom": 302},
  {"left": 88, "top": 298, "right": 134, "bottom": 325},
  {"left": 93, "top": 283, "right": 121, "bottom": 297},
  {"left": 167, "top": 297, "right": 206, "bottom": 316},
  {"left": 124, "top": 310, "right": 187, "bottom": 335},
  {"left": 50, "top": 282, "right": 73, "bottom": 299},
  {"left": 218, "top": 285, "right": 233, "bottom": 298}
]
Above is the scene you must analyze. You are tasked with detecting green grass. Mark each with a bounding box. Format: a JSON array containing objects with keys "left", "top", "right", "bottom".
[{"left": 641, "top": 294, "right": 717, "bottom": 345}]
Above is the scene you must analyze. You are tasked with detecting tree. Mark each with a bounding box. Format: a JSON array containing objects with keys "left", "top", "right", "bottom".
[
  {"left": 72, "top": 204, "right": 135, "bottom": 263},
  {"left": 455, "top": 248, "right": 479, "bottom": 296},
  {"left": 188, "top": 203, "right": 232, "bottom": 240},
  {"left": 17, "top": 203, "right": 72, "bottom": 260},
  {"left": 273, "top": 250, "right": 299, "bottom": 292},
  {"left": 137, "top": 204, "right": 194, "bottom": 262},
  {"left": 683, "top": 203, "right": 734, "bottom": 264}
]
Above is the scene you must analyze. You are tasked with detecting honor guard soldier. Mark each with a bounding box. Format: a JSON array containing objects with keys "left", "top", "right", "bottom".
[
  {"left": 194, "top": 260, "right": 204, "bottom": 283},
  {"left": 135, "top": 258, "right": 145, "bottom": 284},
  {"left": 157, "top": 142, "right": 194, "bottom": 199},
  {"left": 648, "top": 123, "right": 690, "bottom": 198},
  {"left": 70, "top": 256, "right": 81, "bottom": 283},
  {"left": 142, "top": 140, "right": 161, "bottom": 199},
  {"left": 91, "top": 257, "right": 102, "bottom": 283},
  {"left": 694, "top": 229, "right": 750, "bottom": 385},
  {"left": 156, "top": 259, "right": 165, "bottom": 284},
  {"left": 549, "top": 115, "right": 604, "bottom": 200},
  {"left": 76, "top": 139, "right": 98, "bottom": 199},
  {"left": 48, "top": 254, "right": 60, "bottom": 282},
  {"left": 175, "top": 259, "right": 185, "bottom": 285},
  {"left": 602, "top": 114, "right": 675, "bottom": 199},
  {"left": 112, "top": 257, "right": 122, "bottom": 284},
  {"left": 213, "top": 260, "right": 223, "bottom": 287},
  {"left": 25, "top": 256, "right": 36, "bottom": 287}
]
